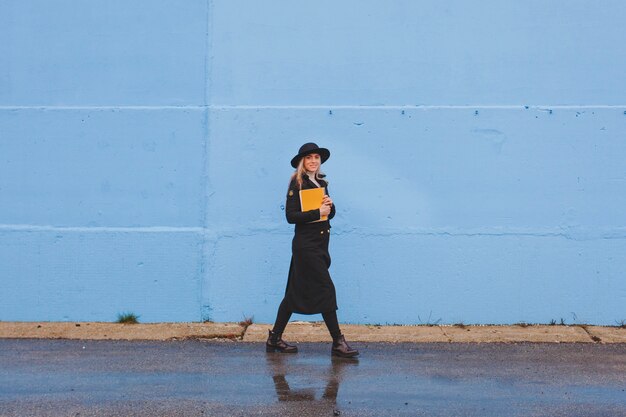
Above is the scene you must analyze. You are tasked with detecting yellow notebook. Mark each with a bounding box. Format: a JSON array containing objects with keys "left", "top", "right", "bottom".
[{"left": 299, "top": 188, "right": 328, "bottom": 222}]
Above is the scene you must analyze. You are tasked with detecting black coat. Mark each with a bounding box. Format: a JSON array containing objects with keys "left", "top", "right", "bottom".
[{"left": 283, "top": 174, "right": 337, "bottom": 314}]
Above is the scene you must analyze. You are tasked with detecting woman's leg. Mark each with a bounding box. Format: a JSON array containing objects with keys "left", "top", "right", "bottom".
[
  {"left": 267, "top": 298, "right": 298, "bottom": 353},
  {"left": 272, "top": 298, "right": 293, "bottom": 335},
  {"left": 322, "top": 310, "right": 359, "bottom": 357},
  {"left": 322, "top": 310, "right": 341, "bottom": 339}
]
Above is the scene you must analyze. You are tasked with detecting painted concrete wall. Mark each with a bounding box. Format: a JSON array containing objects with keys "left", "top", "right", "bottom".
[{"left": 1, "top": 1, "right": 625, "bottom": 324}]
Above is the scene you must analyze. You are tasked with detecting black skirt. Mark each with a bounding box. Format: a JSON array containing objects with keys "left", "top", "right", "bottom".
[{"left": 284, "top": 219, "right": 338, "bottom": 314}]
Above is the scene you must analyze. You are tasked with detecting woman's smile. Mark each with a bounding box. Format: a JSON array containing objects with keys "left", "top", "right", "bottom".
[{"left": 304, "top": 153, "right": 321, "bottom": 172}]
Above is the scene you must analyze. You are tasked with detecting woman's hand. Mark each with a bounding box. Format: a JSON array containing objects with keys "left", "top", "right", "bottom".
[
  {"left": 319, "top": 202, "right": 332, "bottom": 217},
  {"left": 322, "top": 195, "right": 333, "bottom": 207}
]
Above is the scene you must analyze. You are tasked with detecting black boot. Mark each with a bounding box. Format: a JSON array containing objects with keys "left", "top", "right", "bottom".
[
  {"left": 266, "top": 330, "right": 298, "bottom": 353},
  {"left": 331, "top": 334, "right": 359, "bottom": 358}
]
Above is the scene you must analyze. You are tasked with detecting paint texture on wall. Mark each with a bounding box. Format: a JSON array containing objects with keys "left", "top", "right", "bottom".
[{"left": 1, "top": 1, "right": 625, "bottom": 324}]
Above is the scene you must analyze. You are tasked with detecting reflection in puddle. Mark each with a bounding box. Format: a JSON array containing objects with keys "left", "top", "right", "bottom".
[{"left": 266, "top": 353, "right": 358, "bottom": 407}]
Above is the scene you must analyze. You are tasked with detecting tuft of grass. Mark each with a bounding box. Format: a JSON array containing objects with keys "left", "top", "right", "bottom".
[
  {"left": 418, "top": 311, "right": 442, "bottom": 327},
  {"left": 615, "top": 320, "right": 626, "bottom": 329},
  {"left": 549, "top": 319, "right": 557, "bottom": 326},
  {"left": 116, "top": 312, "right": 140, "bottom": 324},
  {"left": 559, "top": 318, "right": 566, "bottom": 326},
  {"left": 238, "top": 315, "right": 254, "bottom": 329},
  {"left": 454, "top": 322, "right": 467, "bottom": 329}
]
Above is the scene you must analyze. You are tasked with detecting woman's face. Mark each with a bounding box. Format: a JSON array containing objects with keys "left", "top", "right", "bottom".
[{"left": 303, "top": 153, "right": 321, "bottom": 172}]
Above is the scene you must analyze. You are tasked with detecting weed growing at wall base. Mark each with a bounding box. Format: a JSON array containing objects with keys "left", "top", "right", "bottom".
[
  {"left": 239, "top": 315, "right": 254, "bottom": 329},
  {"left": 116, "top": 312, "right": 140, "bottom": 324},
  {"left": 418, "top": 311, "right": 442, "bottom": 326}
]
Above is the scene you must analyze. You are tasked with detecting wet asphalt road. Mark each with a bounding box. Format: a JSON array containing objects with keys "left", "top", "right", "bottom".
[{"left": 1, "top": 339, "right": 625, "bottom": 416}]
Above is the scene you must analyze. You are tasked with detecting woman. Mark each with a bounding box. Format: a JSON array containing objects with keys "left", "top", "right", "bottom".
[{"left": 266, "top": 142, "right": 359, "bottom": 358}]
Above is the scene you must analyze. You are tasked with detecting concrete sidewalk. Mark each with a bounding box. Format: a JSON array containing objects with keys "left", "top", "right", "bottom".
[
  {"left": 0, "top": 322, "right": 243, "bottom": 341},
  {"left": 1, "top": 321, "right": 626, "bottom": 343}
]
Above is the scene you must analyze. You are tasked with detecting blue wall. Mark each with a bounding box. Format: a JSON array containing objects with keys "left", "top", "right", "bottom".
[{"left": 1, "top": 1, "right": 625, "bottom": 324}]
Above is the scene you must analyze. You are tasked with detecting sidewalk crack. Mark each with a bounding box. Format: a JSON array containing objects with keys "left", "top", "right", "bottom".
[
  {"left": 438, "top": 326, "right": 452, "bottom": 343},
  {"left": 578, "top": 325, "right": 602, "bottom": 343}
]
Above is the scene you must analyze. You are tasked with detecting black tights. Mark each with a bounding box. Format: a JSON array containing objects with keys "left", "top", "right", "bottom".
[{"left": 272, "top": 298, "right": 341, "bottom": 340}]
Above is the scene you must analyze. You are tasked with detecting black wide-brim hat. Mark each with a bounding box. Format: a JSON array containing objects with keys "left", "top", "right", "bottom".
[{"left": 291, "top": 142, "right": 331, "bottom": 168}]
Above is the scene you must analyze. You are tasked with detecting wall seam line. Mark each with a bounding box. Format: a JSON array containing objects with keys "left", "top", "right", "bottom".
[
  {"left": 199, "top": 0, "right": 215, "bottom": 321},
  {"left": 2, "top": 105, "right": 626, "bottom": 110}
]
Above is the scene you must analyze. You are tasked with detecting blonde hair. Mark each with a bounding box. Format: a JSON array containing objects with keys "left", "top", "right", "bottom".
[{"left": 289, "top": 158, "right": 327, "bottom": 190}]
